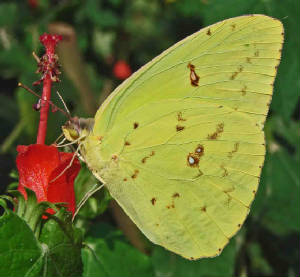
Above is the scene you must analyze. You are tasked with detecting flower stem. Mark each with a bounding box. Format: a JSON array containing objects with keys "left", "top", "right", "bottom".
[
  {"left": 36, "top": 77, "right": 52, "bottom": 144},
  {"left": 35, "top": 33, "right": 62, "bottom": 144}
]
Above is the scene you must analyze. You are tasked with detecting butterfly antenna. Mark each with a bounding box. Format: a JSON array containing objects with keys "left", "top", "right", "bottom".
[
  {"left": 18, "top": 83, "right": 72, "bottom": 120},
  {"left": 56, "top": 90, "right": 71, "bottom": 117},
  {"left": 56, "top": 138, "right": 82, "bottom": 148},
  {"left": 52, "top": 133, "right": 65, "bottom": 145}
]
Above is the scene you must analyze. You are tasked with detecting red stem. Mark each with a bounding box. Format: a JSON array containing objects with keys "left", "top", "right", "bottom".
[
  {"left": 35, "top": 34, "right": 62, "bottom": 144},
  {"left": 36, "top": 77, "right": 52, "bottom": 144}
]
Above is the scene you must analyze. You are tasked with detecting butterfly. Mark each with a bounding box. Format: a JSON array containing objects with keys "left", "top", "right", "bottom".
[{"left": 62, "top": 15, "right": 284, "bottom": 260}]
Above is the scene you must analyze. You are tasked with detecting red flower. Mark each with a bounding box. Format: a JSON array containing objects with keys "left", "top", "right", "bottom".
[
  {"left": 113, "top": 60, "right": 132, "bottom": 80},
  {"left": 17, "top": 144, "right": 80, "bottom": 215}
]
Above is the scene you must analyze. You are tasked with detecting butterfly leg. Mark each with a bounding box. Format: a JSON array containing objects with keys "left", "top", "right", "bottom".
[
  {"left": 50, "top": 144, "right": 82, "bottom": 183},
  {"left": 72, "top": 183, "right": 104, "bottom": 221}
]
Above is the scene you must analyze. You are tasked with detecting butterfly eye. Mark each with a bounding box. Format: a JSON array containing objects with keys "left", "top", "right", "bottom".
[
  {"left": 68, "top": 128, "right": 79, "bottom": 140},
  {"left": 62, "top": 124, "right": 79, "bottom": 141}
]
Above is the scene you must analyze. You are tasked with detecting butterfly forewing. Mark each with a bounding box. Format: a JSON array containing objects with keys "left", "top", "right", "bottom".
[{"left": 83, "top": 15, "right": 283, "bottom": 259}]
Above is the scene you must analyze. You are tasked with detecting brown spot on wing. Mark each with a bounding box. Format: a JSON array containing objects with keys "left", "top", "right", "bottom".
[
  {"left": 231, "top": 24, "right": 236, "bottom": 31},
  {"left": 201, "top": 206, "right": 207, "bottom": 212},
  {"left": 206, "top": 28, "right": 211, "bottom": 35},
  {"left": 141, "top": 156, "right": 149, "bottom": 163},
  {"left": 220, "top": 164, "right": 228, "bottom": 177},
  {"left": 112, "top": 154, "right": 118, "bottom": 161},
  {"left": 187, "top": 63, "right": 200, "bottom": 86},
  {"left": 176, "top": 125, "right": 185, "bottom": 132},
  {"left": 230, "top": 72, "right": 238, "bottom": 80},
  {"left": 151, "top": 197, "right": 156, "bottom": 205},
  {"left": 133, "top": 122, "right": 139, "bottom": 129},
  {"left": 187, "top": 153, "right": 199, "bottom": 167},
  {"left": 230, "top": 65, "right": 243, "bottom": 80},
  {"left": 207, "top": 123, "right": 224, "bottom": 140},
  {"left": 187, "top": 145, "right": 205, "bottom": 170},
  {"left": 177, "top": 112, "right": 186, "bottom": 121},
  {"left": 241, "top": 85, "right": 247, "bottom": 96},
  {"left": 124, "top": 141, "right": 131, "bottom": 146},
  {"left": 166, "top": 204, "right": 175, "bottom": 209},
  {"left": 141, "top": 151, "right": 156, "bottom": 163},
  {"left": 194, "top": 144, "right": 204, "bottom": 157},
  {"left": 131, "top": 169, "right": 139, "bottom": 179},
  {"left": 172, "top": 193, "right": 180, "bottom": 198},
  {"left": 228, "top": 142, "right": 239, "bottom": 158}
]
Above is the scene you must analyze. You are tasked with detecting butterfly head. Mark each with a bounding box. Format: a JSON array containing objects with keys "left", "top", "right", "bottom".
[{"left": 62, "top": 117, "right": 94, "bottom": 142}]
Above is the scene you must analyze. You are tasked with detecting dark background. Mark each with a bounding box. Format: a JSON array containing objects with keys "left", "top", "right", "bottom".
[{"left": 0, "top": 0, "right": 299, "bottom": 276}]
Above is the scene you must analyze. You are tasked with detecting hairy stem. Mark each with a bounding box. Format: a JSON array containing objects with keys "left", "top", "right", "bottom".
[{"left": 35, "top": 34, "right": 62, "bottom": 144}]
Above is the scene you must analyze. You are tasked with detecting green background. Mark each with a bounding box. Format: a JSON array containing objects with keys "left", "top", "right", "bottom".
[{"left": 0, "top": 0, "right": 299, "bottom": 276}]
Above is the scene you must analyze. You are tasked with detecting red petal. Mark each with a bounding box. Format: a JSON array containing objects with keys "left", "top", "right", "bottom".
[
  {"left": 16, "top": 144, "right": 80, "bottom": 215},
  {"left": 39, "top": 33, "right": 62, "bottom": 54},
  {"left": 17, "top": 145, "right": 60, "bottom": 202},
  {"left": 47, "top": 152, "right": 80, "bottom": 215}
]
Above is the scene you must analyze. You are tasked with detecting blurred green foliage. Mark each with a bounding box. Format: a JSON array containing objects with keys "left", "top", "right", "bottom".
[{"left": 0, "top": 0, "right": 299, "bottom": 276}]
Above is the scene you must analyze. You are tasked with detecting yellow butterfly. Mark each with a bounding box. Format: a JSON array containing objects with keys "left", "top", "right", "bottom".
[{"left": 63, "top": 15, "right": 284, "bottom": 260}]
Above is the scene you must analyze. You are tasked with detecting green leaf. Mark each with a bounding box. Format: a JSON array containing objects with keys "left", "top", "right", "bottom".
[
  {"left": 0, "top": 210, "right": 44, "bottom": 277},
  {"left": 16, "top": 81, "right": 39, "bottom": 138},
  {"left": 0, "top": 3, "right": 17, "bottom": 27},
  {"left": 247, "top": 242, "right": 273, "bottom": 276},
  {"left": 252, "top": 117, "right": 300, "bottom": 234},
  {"left": 260, "top": 150, "right": 299, "bottom": 234},
  {"left": 82, "top": 223, "right": 154, "bottom": 277},
  {"left": 93, "top": 9, "right": 119, "bottom": 28},
  {"left": 0, "top": 205, "right": 83, "bottom": 277},
  {"left": 39, "top": 210, "right": 83, "bottom": 277},
  {"left": 152, "top": 238, "right": 237, "bottom": 277}
]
